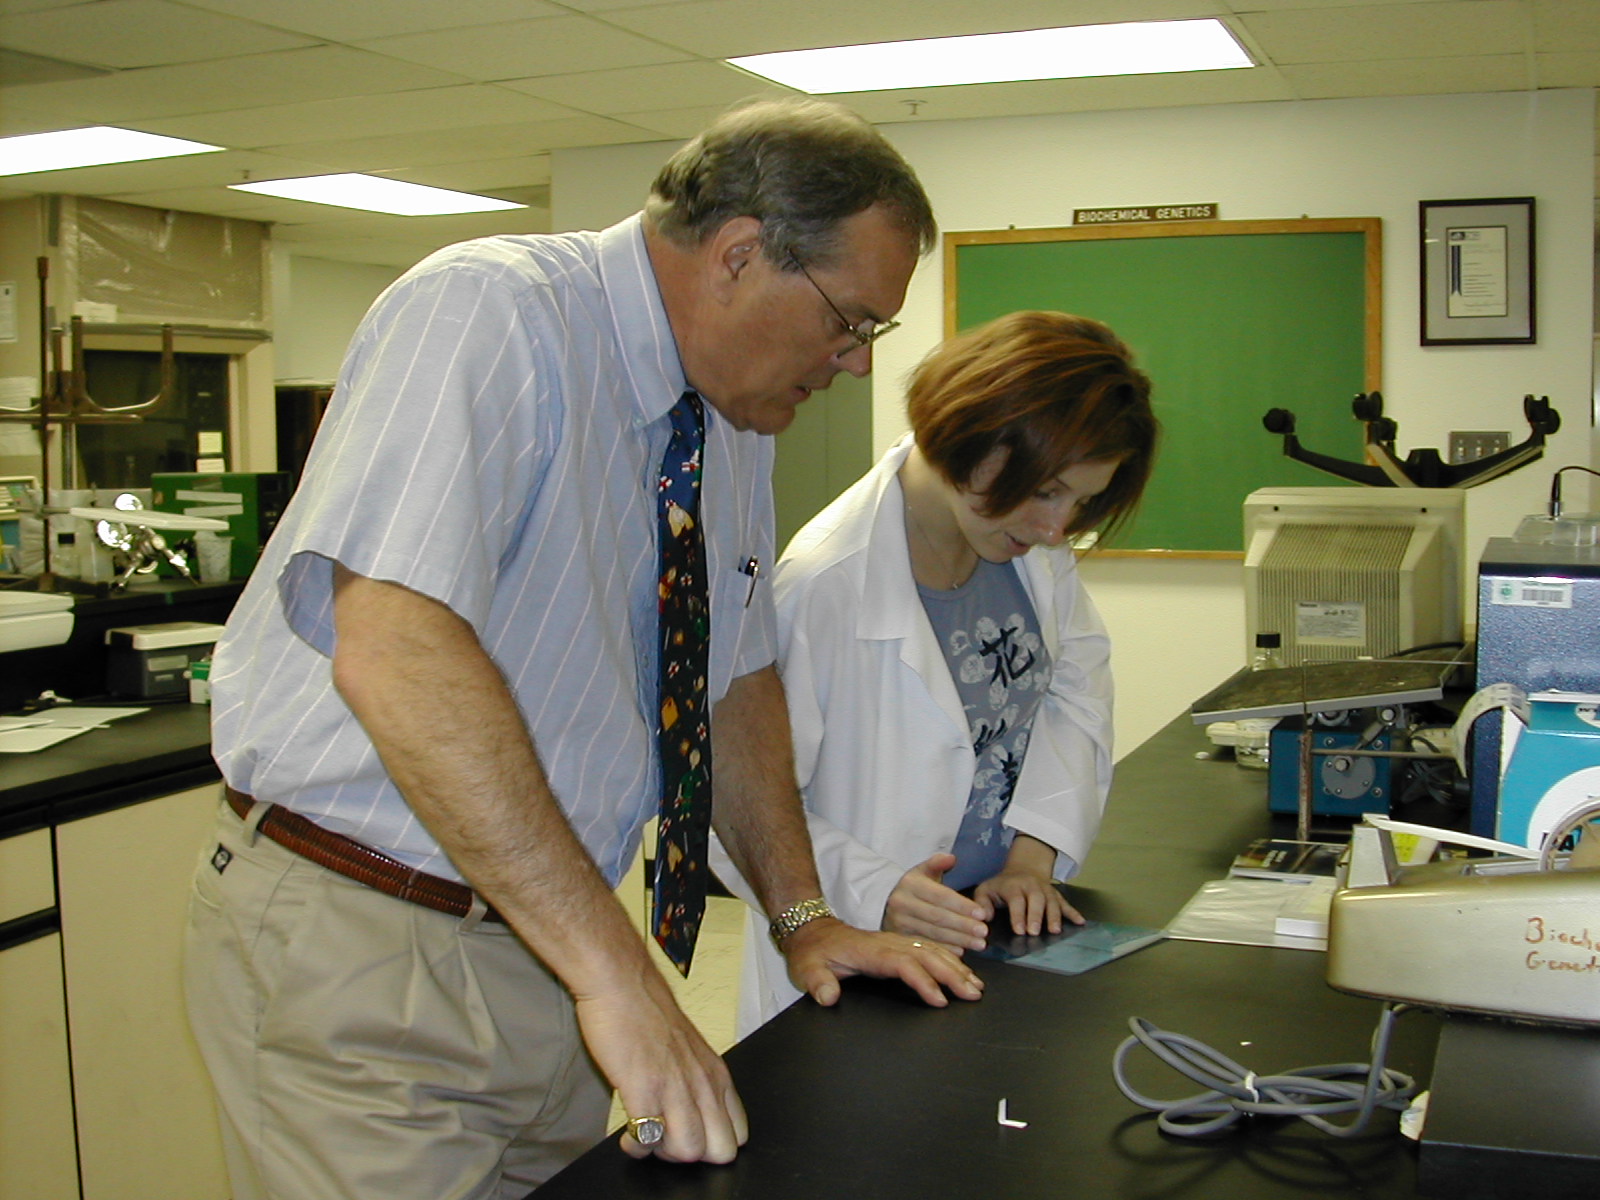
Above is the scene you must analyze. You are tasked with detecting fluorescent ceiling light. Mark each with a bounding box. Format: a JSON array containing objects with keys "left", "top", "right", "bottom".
[
  {"left": 728, "top": 20, "right": 1253, "bottom": 93},
  {"left": 229, "top": 173, "right": 525, "bottom": 216},
  {"left": 0, "top": 126, "right": 222, "bottom": 175}
]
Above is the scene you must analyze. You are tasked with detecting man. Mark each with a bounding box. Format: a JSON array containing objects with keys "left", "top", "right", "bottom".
[{"left": 185, "top": 98, "right": 984, "bottom": 1200}]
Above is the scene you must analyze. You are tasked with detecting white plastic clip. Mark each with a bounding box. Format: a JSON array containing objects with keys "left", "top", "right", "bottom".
[{"left": 997, "top": 1098, "right": 1028, "bottom": 1129}]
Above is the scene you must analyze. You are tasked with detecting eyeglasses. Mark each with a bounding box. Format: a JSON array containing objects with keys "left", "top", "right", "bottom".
[{"left": 786, "top": 254, "right": 900, "bottom": 349}]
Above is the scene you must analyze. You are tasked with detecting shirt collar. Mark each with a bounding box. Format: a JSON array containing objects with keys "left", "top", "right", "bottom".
[
  {"left": 858, "top": 436, "right": 921, "bottom": 638},
  {"left": 596, "top": 213, "right": 689, "bottom": 426}
]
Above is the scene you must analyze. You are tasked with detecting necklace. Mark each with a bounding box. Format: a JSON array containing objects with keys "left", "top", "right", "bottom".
[{"left": 904, "top": 492, "right": 978, "bottom": 591}]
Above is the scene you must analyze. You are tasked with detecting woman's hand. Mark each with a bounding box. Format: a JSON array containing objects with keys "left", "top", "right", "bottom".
[
  {"left": 881, "top": 853, "right": 989, "bottom": 952},
  {"left": 972, "top": 835, "right": 1083, "bottom": 937}
]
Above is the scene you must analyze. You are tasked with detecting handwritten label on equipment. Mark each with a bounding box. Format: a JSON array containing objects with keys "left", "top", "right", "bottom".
[{"left": 1525, "top": 917, "right": 1600, "bottom": 975}]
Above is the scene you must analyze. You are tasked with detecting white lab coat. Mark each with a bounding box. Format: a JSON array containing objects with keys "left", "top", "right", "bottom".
[{"left": 709, "top": 437, "right": 1114, "bottom": 1034}]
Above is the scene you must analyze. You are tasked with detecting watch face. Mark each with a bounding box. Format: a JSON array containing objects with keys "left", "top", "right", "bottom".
[{"left": 629, "top": 1117, "right": 665, "bottom": 1146}]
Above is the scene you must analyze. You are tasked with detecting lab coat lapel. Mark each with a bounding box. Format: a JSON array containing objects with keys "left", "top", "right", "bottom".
[
  {"left": 1018, "top": 549, "right": 1062, "bottom": 661},
  {"left": 856, "top": 441, "right": 969, "bottom": 746}
]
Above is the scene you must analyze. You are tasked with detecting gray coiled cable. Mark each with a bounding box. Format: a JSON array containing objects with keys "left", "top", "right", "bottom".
[{"left": 1111, "top": 1003, "right": 1417, "bottom": 1138}]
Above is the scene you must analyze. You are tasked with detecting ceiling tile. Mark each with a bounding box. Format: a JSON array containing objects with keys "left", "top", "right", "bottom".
[
  {"left": 599, "top": 0, "right": 1218, "bottom": 59},
  {"left": 1533, "top": 0, "right": 1600, "bottom": 53},
  {"left": 370, "top": 209, "right": 551, "bottom": 243},
  {"left": 396, "top": 156, "right": 554, "bottom": 192},
  {"left": 137, "top": 84, "right": 583, "bottom": 149},
  {"left": 1537, "top": 50, "right": 1600, "bottom": 86},
  {"left": 262, "top": 116, "right": 664, "bottom": 173},
  {"left": 0, "top": 0, "right": 316, "bottom": 70},
  {"left": 0, "top": 44, "right": 472, "bottom": 123},
  {"left": 0, "top": 0, "right": 99, "bottom": 14},
  {"left": 1217, "top": 0, "right": 1452, "bottom": 9},
  {"left": 357, "top": 15, "right": 692, "bottom": 80},
  {"left": 0, "top": 46, "right": 112, "bottom": 85},
  {"left": 611, "top": 64, "right": 1297, "bottom": 139},
  {"left": 1238, "top": 2, "right": 1529, "bottom": 64},
  {"left": 821, "top": 67, "right": 1297, "bottom": 125},
  {"left": 172, "top": 0, "right": 565, "bottom": 42},
  {"left": 95, "top": 186, "right": 291, "bottom": 219},
  {"left": 610, "top": 103, "right": 750, "bottom": 140},
  {"left": 0, "top": 149, "right": 337, "bottom": 196},
  {"left": 270, "top": 206, "right": 552, "bottom": 260},
  {"left": 1279, "top": 54, "right": 1532, "bottom": 97},
  {"left": 0, "top": 0, "right": 1593, "bottom": 260},
  {"left": 556, "top": 0, "right": 708, "bottom": 11},
  {"left": 504, "top": 60, "right": 794, "bottom": 114}
]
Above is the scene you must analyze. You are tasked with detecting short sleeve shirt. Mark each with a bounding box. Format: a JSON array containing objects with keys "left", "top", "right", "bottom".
[{"left": 209, "top": 215, "right": 778, "bottom": 886}]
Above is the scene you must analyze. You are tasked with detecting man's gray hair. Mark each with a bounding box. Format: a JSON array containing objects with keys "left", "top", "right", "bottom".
[{"left": 646, "top": 98, "right": 936, "bottom": 268}]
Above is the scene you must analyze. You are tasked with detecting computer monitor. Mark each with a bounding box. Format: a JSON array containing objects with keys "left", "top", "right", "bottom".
[
  {"left": 1243, "top": 486, "right": 1466, "bottom": 666},
  {"left": 0, "top": 475, "right": 37, "bottom": 515}
]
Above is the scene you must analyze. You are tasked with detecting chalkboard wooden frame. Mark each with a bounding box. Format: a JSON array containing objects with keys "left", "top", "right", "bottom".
[{"left": 944, "top": 218, "right": 1382, "bottom": 557}]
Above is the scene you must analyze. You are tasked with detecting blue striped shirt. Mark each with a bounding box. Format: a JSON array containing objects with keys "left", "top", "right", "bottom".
[{"left": 210, "top": 215, "right": 778, "bottom": 885}]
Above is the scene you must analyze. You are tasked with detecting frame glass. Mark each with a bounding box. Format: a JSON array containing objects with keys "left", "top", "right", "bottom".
[{"left": 1420, "top": 197, "right": 1535, "bottom": 345}]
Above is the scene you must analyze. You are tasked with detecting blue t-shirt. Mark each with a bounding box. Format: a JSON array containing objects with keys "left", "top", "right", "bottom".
[{"left": 916, "top": 558, "right": 1052, "bottom": 891}]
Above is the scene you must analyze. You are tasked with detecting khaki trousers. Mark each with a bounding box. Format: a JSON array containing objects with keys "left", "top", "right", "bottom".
[{"left": 184, "top": 801, "right": 610, "bottom": 1200}]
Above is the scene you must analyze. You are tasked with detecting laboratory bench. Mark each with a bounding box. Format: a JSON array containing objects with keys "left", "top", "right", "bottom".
[
  {"left": 533, "top": 713, "right": 1597, "bottom": 1200},
  {"left": 1, "top": 582, "right": 233, "bottom": 1200},
  {"left": 0, "top": 576, "right": 242, "bottom": 712}
]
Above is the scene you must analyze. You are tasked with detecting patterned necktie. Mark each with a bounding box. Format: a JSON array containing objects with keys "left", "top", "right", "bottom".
[{"left": 653, "top": 391, "right": 712, "bottom": 974}]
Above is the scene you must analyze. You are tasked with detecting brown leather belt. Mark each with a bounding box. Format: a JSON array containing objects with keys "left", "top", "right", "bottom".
[{"left": 225, "top": 787, "right": 503, "bottom": 923}]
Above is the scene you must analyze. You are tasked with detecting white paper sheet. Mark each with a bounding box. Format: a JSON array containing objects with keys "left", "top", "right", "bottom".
[
  {"left": 0, "top": 725, "right": 93, "bottom": 753},
  {"left": 1164, "top": 877, "right": 1335, "bottom": 952}
]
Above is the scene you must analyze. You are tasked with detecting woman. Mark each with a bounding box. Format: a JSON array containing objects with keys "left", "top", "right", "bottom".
[{"left": 720, "top": 310, "right": 1157, "bottom": 1034}]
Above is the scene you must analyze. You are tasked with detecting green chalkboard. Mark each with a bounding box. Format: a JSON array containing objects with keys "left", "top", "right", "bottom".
[{"left": 946, "top": 219, "right": 1381, "bottom": 554}]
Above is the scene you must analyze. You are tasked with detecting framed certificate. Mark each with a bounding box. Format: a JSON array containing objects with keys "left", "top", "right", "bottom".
[{"left": 1420, "top": 196, "right": 1535, "bottom": 345}]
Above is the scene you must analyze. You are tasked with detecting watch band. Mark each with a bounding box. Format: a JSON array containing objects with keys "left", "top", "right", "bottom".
[{"left": 768, "top": 897, "right": 835, "bottom": 945}]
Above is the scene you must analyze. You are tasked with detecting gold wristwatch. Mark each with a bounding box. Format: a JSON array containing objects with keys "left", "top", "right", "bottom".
[{"left": 768, "top": 897, "right": 835, "bottom": 946}]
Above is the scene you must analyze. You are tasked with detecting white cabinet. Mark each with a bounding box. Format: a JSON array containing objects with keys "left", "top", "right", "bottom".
[
  {"left": 0, "top": 829, "right": 80, "bottom": 1200},
  {"left": 56, "top": 784, "right": 229, "bottom": 1200}
]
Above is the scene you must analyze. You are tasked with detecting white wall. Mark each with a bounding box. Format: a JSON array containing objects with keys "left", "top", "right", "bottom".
[
  {"left": 555, "top": 89, "right": 1597, "bottom": 757},
  {"left": 553, "top": 140, "right": 675, "bottom": 233},
  {"left": 270, "top": 250, "right": 402, "bottom": 385},
  {"left": 873, "top": 89, "right": 1598, "bottom": 753}
]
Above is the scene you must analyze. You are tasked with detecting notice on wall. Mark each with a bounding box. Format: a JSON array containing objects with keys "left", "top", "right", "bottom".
[
  {"left": 1073, "top": 203, "right": 1218, "bottom": 225},
  {"left": 0, "top": 282, "right": 15, "bottom": 344},
  {"left": 1445, "top": 225, "right": 1510, "bottom": 318}
]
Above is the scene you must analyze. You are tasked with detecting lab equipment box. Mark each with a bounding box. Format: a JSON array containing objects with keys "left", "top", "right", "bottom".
[
  {"left": 1268, "top": 715, "right": 1394, "bottom": 817},
  {"left": 149, "top": 471, "right": 291, "bottom": 580},
  {"left": 1473, "top": 538, "right": 1600, "bottom": 836},
  {"left": 105, "top": 621, "right": 225, "bottom": 699}
]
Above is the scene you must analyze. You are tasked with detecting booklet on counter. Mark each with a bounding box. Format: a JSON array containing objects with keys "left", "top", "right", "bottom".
[
  {"left": 1228, "top": 838, "right": 1346, "bottom": 884},
  {"left": 977, "top": 895, "right": 1166, "bottom": 976}
]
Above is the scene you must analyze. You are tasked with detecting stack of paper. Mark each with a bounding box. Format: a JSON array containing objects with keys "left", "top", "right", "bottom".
[{"left": 0, "top": 707, "right": 148, "bottom": 753}]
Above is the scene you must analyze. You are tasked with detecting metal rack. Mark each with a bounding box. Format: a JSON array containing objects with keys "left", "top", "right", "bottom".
[{"left": 0, "top": 257, "right": 173, "bottom": 584}]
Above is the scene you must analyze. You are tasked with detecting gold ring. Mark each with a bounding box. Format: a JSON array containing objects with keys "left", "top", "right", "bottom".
[
  {"left": 627, "top": 1115, "right": 665, "bottom": 1146},
  {"left": 910, "top": 941, "right": 924, "bottom": 948}
]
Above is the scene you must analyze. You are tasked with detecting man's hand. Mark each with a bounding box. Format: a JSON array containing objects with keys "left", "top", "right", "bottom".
[
  {"left": 781, "top": 916, "right": 985, "bottom": 1009},
  {"left": 574, "top": 971, "right": 748, "bottom": 1165},
  {"left": 882, "top": 853, "right": 988, "bottom": 952},
  {"left": 972, "top": 835, "right": 1082, "bottom": 937}
]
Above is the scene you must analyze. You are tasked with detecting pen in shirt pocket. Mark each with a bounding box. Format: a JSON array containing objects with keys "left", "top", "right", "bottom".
[{"left": 740, "top": 556, "right": 761, "bottom": 607}]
